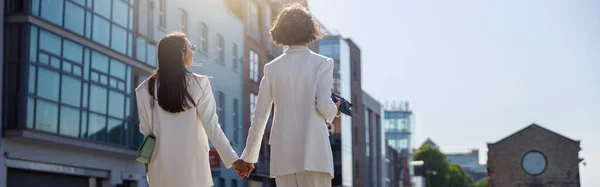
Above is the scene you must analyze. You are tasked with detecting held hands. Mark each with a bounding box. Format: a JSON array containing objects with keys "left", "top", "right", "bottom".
[{"left": 233, "top": 159, "right": 254, "bottom": 179}]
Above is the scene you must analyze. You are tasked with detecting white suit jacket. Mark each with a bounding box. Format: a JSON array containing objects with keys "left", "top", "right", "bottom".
[
  {"left": 137, "top": 74, "right": 238, "bottom": 187},
  {"left": 241, "top": 46, "right": 338, "bottom": 178}
]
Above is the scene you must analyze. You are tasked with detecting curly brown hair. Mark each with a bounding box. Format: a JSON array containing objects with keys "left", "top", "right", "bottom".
[{"left": 270, "top": 3, "right": 322, "bottom": 46}]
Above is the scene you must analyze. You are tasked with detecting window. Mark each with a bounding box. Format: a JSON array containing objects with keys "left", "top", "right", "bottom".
[
  {"left": 26, "top": 26, "right": 138, "bottom": 148},
  {"left": 64, "top": 1, "right": 84, "bottom": 35},
  {"left": 93, "top": 15, "right": 111, "bottom": 47},
  {"left": 217, "top": 92, "right": 225, "bottom": 126},
  {"left": 232, "top": 43, "right": 238, "bottom": 70},
  {"left": 248, "top": 1, "right": 260, "bottom": 41},
  {"left": 201, "top": 23, "right": 208, "bottom": 52},
  {"left": 250, "top": 93, "right": 257, "bottom": 119},
  {"left": 112, "top": 0, "right": 128, "bottom": 27},
  {"left": 249, "top": 50, "right": 259, "bottom": 82},
  {"left": 159, "top": 0, "right": 166, "bottom": 28},
  {"left": 179, "top": 9, "right": 187, "bottom": 33},
  {"left": 111, "top": 24, "right": 127, "bottom": 54},
  {"left": 40, "top": 0, "right": 64, "bottom": 26},
  {"left": 233, "top": 99, "right": 239, "bottom": 143},
  {"left": 217, "top": 34, "right": 225, "bottom": 63}
]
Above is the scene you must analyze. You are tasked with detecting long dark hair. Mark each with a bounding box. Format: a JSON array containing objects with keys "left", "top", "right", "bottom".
[{"left": 147, "top": 32, "right": 195, "bottom": 113}]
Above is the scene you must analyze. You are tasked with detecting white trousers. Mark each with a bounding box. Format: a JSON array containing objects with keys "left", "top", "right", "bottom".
[{"left": 275, "top": 171, "right": 331, "bottom": 187}]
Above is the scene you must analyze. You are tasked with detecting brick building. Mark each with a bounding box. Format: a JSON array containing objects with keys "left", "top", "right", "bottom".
[{"left": 487, "top": 124, "right": 583, "bottom": 187}]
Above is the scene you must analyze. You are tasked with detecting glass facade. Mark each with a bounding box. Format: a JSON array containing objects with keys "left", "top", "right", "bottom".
[
  {"left": 31, "top": 0, "right": 157, "bottom": 67},
  {"left": 338, "top": 39, "right": 353, "bottom": 187},
  {"left": 318, "top": 38, "right": 353, "bottom": 187},
  {"left": 26, "top": 25, "right": 140, "bottom": 147},
  {"left": 384, "top": 109, "right": 412, "bottom": 153}
]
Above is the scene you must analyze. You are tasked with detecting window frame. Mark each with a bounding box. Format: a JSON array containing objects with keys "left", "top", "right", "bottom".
[
  {"left": 249, "top": 50, "right": 259, "bottom": 82},
  {"left": 200, "top": 22, "right": 208, "bottom": 53},
  {"left": 217, "top": 34, "right": 225, "bottom": 63},
  {"left": 159, "top": 0, "right": 166, "bottom": 28},
  {"left": 232, "top": 43, "right": 238, "bottom": 71},
  {"left": 217, "top": 91, "right": 225, "bottom": 126},
  {"left": 179, "top": 9, "right": 187, "bottom": 33}
]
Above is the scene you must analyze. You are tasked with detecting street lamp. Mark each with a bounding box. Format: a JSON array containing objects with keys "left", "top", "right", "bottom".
[{"left": 425, "top": 170, "right": 437, "bottom": 187}]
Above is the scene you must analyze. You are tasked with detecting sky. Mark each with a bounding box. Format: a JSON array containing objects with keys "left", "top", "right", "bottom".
[{"left": 308, "top": 0, "right": 600, "bottom": 186}]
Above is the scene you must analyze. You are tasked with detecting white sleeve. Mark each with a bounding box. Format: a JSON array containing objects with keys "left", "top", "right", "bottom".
[
  {"left": 196, "top": 78, "right": 239, "bottom": 168},
  {"left": 240, "top": 67, "right": 273, "bottom": 163},
  {"left": 315, "top": 58, "right": 338, "bottom": 124}
]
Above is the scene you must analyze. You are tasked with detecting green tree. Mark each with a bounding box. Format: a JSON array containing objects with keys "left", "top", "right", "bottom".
[
  {"left": 447, "top": 163, "right": 473, "bottom": 187},
  {"left": 414, "top": 144, "right": 450, "bottom": 187},
  {"left": 473, "top": 177, "right": 489, "bottom": 187}
]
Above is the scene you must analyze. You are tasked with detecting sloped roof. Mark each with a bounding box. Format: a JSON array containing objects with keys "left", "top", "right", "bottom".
[
  {"left": 488, "top": 123, "right": 579, "bottom": 145},
  {"left": 421, "top": 138, "right": 439, "bottom": 148}
]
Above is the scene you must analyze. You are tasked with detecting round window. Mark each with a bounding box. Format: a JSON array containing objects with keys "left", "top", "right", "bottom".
[{"left": 522, "top": 151, "right": 547, "bottom": 175}]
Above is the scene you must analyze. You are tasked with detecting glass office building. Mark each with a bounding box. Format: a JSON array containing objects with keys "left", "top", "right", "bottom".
[
  {"left": 2, "top": 0, "right": 156, "bottom": 186},
  {"left": 319, "top": 37, "right": 353, "bottom": 187}
]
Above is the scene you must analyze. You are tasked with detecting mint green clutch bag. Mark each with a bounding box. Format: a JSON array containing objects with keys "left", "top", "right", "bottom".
[{"left": 136, "top": 96, "right": 156, "bottom": 165}]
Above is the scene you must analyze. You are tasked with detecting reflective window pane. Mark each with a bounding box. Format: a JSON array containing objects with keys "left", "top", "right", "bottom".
[
  {"left": 63, "top": 40, "right": 83, "bottom": 64},
  {"left": 37, "top": 68, "right": 60, "bottom": 101},
  {"left": 50, "top": 57, "right": 61, "bottom": 69},
  {"left": 71, "top": 0, "right": 85, "bottom": 6},
  {"left": 29, "top": 65, "right": 36, "bottom": 94},
  {"left": 108, "top": 91, "right": 125, "bottom": 118},
  {"left": 127, "top": 33, "right": 133, "bottom": 57},
  {"left": 40, "top": 30, "right": 62, "bottom": 55},
  {"left": 147, "top": 44, "right": 157, "bottom": 67},
  {"left": 64, "top": 2, "right": 85, "bottom": 35},
  {"left": 29, "top": 26, "right": 38, "bottom": 62},
  {"left": 61, "top": 76, "right": 82, "bottom": 107},
  {"left": 32, "top": 0, "right": 40, "bottom": 16},
  {"left": 111, "top": 25, "right": 127, "bottom": 54},
  {"left": 88, "top": 113, "right": 106, "bottom": 142},
  {"left": 39, "top": 53, "right": 49, "bottom": 64},
  {"left": 128, "top": 7, "right": 134, "bottom": 30},
  {"left": 112, "top": 0, "right": 128, "bottom": 27},
  {"left": 126, "top": 66, "right": 131, "bottom": 94},
  {"left": 109, "top": 78, "right": 117, "bottom": 88},
  {"left": 136, "top": 37, "right": 146, "bottom": 62},
  {"left": 89, "top": 85, "right": 107, "bottom": 114},
  {"left": 73, "top": 65, "right": 82, "bottom": 76},
  {"left": 125, "top": 97, "right": 130, "bottom": 118},
  {"left": 91, "top": 51, "right": 109, "bottom": 72},
  {"left": 110, "top": 59, "right": 126, "bottom": 79},
  {"left": 40, "top": 0, "right": 64, "bottom": 26},
  {"left": 93, "top": 0, "right": 111, "bottom": 18},
  {"left": 35, "top": 99, "right": 58, "bottom": 133},
  {"left": 59, "top": 106, "right": 80, "bottom": 137},
  {"left": 85, "top": 12, "right": 92, "bottom": 39},
  {"left": 83, "top": 83, "right": 88, "bottom": 108},
  {"left": 84, "top": 49, "right": 90, "bottom": 79},
  {"left": 81, "top": 112, "right": 88, "bottom": 138},
  {"left": 107, "top": 118, "right": 123, "bottom": 145},
  {"left": 62, "top": 61, "right": 72, "bottom": 73},
  {"left": 92, "top": 15, "right": 110, "bottom": 47},
  {"left": 100, "top": 75, "right": 108, "bottom": 85},
  {"left": 86, "top": 0, "right": 92, "bottom": 8},
  {"left": 27, "top": 97, "right": 34, "bottom": 129}
]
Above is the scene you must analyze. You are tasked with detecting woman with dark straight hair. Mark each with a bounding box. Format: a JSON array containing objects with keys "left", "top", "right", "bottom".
[{"left": 136, "top": 32, "right": 248, "bottom": 187}]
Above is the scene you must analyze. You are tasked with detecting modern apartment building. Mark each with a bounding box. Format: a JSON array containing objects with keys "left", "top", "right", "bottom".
[
  {"left": 363, "top": 92, "right": 384, "bottom": 187},
  {"left": 1, "top": 0, "right": 244, "bottom": 186},
  {"left": 318, "top": 35, "right": 368, "bottom": 186}
]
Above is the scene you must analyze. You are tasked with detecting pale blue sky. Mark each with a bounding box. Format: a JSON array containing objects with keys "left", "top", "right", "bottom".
[{"left": 308, "top": 0, "right": 599, "bottom": 185}]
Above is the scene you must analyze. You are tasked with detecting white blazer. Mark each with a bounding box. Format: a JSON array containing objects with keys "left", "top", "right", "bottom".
[
  {"left": 136, "top": 74, "right": 238, "bottom": 187},
  {"left": 241, "top": 45, "right": 338, "bottom": 178}
]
